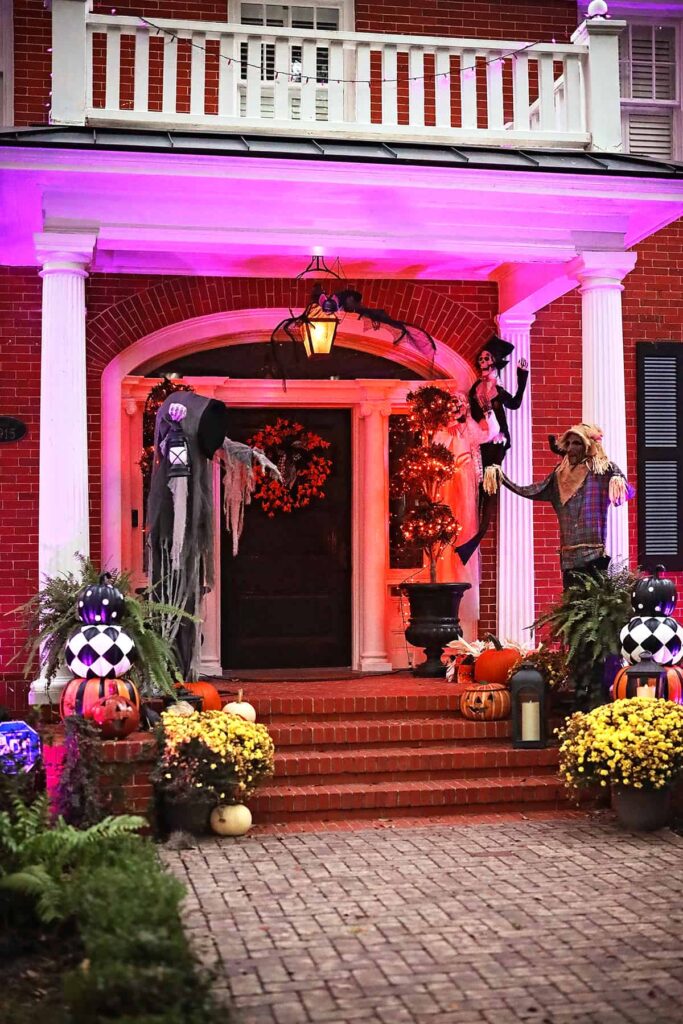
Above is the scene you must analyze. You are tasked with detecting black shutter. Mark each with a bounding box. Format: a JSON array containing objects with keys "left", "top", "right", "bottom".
[{"left": 636, "top": 342, "right": 683, "bottom": 570}]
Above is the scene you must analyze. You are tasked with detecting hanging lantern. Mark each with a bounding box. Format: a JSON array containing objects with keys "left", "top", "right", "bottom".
[
  {"left": 301, "top": 307, "right": 339, "bottom": 358},
  {"left": 166, "top": 421, "right": 190, "bottom": 477},
  {"left": 510, "top": 665, "right": 547, "bottom": 749}
]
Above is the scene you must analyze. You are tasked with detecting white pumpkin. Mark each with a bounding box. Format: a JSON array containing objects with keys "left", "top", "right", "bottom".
[
  {"left": 210, "top": 803, "right": 252, "bottom": 837},
  {"left": 224, "top": 688, "right": 256, "bottom": 722}
]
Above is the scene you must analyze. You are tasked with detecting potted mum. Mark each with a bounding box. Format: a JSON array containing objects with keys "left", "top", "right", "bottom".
[
  {"left": 558, "top": 697, "right": 683, "bottom": 831},
  {"left": 152, "top": 709, "right": 275, "bottom": 835}
]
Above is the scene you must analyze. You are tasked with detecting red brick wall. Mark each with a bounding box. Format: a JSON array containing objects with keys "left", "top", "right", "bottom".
[{"left": 0, "top": 269, "right": 42, "bottom": 712}]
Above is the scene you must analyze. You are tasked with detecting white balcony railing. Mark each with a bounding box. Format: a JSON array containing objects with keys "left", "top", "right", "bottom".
[{"left": 50, "top": 2, "right": 625, "bottom": 151}]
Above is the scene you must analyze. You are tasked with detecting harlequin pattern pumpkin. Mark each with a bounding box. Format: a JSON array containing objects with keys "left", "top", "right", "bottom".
[
  {"left": 176, "top": 681, "right": 222, "bottom": 711},
  {"left": 65, "top": 624, "right": 136, "bottom": 679},
  {"left": 611, "top": 664, "right": 683, "bottom": 704},
  {"left": 474, "top": 638, "right": 521, "bottom": 687},
  {"left": 60, "top": 677, "right": 141, "bottom": 720},
  {"left": 620, "top": 615, "right": 683, "bottom": 666},
  {"left": 90, "top": 695, "right": 140, "bottom": 740},
  {"left": 76, "top": 573, "right": 126, "bottom": 625},
  {"left": 460, "top": 681, "right": 511, "bottom": 720},
  {"left": 631, "top": 565, "right": 677, "bottom": 617}
]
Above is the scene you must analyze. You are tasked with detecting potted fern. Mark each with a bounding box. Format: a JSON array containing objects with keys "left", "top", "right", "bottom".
[
  {"left": 532, "top": 566, "right": 637, "bottom": 711},
  {"left": 9, "top": 555, "right": 192, "bottom": 705}
]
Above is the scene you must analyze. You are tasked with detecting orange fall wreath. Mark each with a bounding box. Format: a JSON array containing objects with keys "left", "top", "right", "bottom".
[{"left": 248, "top": 418, "right": 333, "bottom": 517}]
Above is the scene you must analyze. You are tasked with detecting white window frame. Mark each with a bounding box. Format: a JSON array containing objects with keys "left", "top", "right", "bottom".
[
  {"left": 227, "top": 1, "right": 355, "bottom": 31},
  {"left": 618, "top": 18, "right": 683, "bottom": 160},
  {"left": 0, "top": 0, "right": 13, "bottom": 127}
]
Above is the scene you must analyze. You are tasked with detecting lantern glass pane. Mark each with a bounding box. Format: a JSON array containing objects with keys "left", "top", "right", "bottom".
[{"left": 303, "top": 317, "right": 337, "bottom": 357}]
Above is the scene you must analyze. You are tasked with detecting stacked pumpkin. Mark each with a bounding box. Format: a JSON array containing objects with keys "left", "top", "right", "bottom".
[
  {"left": 60, "top": 574, "right": 141, "bottom": 739},
  {"left": 612, "top": 565, "right": 683, "bottom": 703},
  {"left": 459, "top": 638, "right": 519, "bottom": 720}
]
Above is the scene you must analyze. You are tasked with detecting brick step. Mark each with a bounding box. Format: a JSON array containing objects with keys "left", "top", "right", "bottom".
[
  {"left": 251, "top": 774, "right": 567, "bottom": 823},
  {"left": 266, "top": 715, "right": 512, "bottom": 748},
  {"left": 274, "top": 743, "right": 559, "bottom": 785},
  {"left": 250, "top": 693, "right": 466, "bottom": 723}
]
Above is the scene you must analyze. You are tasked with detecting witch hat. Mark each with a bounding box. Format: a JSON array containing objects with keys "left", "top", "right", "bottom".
[{"left": 477, "top": 335, "right": 515, "bottom": 370}]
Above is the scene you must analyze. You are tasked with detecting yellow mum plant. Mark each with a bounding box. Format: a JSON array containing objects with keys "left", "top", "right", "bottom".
[
  {"left": 152, "top": 710, "right": 275, "bottom": 804},
  {"left": 558, "top": 697, "right": 683, "bottom": 794}
]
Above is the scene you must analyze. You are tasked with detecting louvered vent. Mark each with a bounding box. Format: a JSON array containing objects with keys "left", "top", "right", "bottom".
[
  {"left": 644, "top": 462, "right": 679, "bottom": 555},
  {"left": 643, "top": 356, "right": 677, "bottom": 445},
  {"left": 626, "top": 109, "right": 674, "bottom": 159}
]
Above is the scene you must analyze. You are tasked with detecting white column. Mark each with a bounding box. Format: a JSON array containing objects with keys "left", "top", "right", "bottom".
[
  {"left": 359, "top": 402, "right": 393, "bottom": 673},
  {"left": 495, "top": 313, "right": 535, "bottom": 645},
  {"left": 31, "top": 233, "right": 95, "bottom": 704},
  {"left": 570, "top": 250, "right": 637, "bottom": 567}
]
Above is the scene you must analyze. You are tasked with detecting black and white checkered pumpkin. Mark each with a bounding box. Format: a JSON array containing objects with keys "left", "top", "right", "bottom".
[
  {"left": 620, "top": 615, "right": 683, "bottom": 666},
  {"left": 65, "top": 625, "right": 136, "bottom": 679}
]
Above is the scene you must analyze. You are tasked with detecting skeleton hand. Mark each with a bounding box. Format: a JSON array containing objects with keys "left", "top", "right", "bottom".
[
  {"left": 168, "top": 402, "right": 188, "bottom": 422},
  {"left": 518, "top": 357, "right": 528, "bottom": 371},
  {"left": 491, "top": 432, "right": 507, "bottom": 445},
  {"left": 253, "top": 447, "right": 282, "bottom": 482}
]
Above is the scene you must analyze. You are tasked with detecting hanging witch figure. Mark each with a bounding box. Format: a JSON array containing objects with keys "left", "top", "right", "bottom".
[
  {"left": 147, "top": 393, "right": 281, "bottom": 680},
  {"left": 455, "top": 336, "right": 529, "bottom": 564}
]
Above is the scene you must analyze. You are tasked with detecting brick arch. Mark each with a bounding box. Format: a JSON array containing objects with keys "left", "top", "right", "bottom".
[{"left": 86, "top": 277, "right": 494, "bottom": 374}]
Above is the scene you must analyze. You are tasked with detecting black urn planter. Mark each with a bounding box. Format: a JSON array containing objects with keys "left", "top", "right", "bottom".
[{"left": 401, "top": 583, "right": 471, "bottom": 677}]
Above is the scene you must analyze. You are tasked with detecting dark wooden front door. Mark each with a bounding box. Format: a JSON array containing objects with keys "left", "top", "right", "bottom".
[{"left": 221, "top": 408, "right": 352, "bottom": 669}]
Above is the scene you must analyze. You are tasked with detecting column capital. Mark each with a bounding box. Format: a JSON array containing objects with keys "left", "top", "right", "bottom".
[
  {"left": 360, "top": 401, "right": 392, "bottom": 419},
  {"left": 35, "top": 232, "right": 97, "bottom": 275},
  {"left": 569, "top": 250, "right": 637, "bottom": 290},
  {"left": 496, "top": 312, "right": 536, "bottom": 334}
]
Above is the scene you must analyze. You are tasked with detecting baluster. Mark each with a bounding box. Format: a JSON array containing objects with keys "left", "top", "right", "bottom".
[
  {"left": 245, "top": 35, "right": 262, "bottom": 119},
  {"left": 382, "top": 44, "right": 398, "bottom": 127},
  {"left": 86, "top": 27, "right": 93, "bottom": 110},
  {"left": 105, "top": 27, "right": 121, "bottom": 110},
  {"left": 355, "top": 42, "right": 371, "bottom": 125},
  {"left": 538, "top": 53, "right": 555, "bottom": 130},
  {"left": 327, "top": 40, "right": 344, "bottom": 123},
  {"left": 512, "top": 51, "right": 530, "bottom": 130},
  {"left": 408, "top": 46, "right": 425, "bottom": 128},
  {"left": 460, "top": 49, "right": 477, "bottom": 130},
  {"left": 190, "top": 32, "right": 206, "bottom": 116},
  {"left": 300, "top": 38, "right": 317, "bottom": 122},
  {"left": 218, "top": 33, "right": 238, "bottom": 118},
  {"left": 274, "top": 37, "right": 289, "bottom": 120},
  {"left": 434, "top": 48, "right": 451, "bottom": 129},
  {"left": 486, "top": 50, "right": 504, "bottom": 130},
  {"left": 162, "top": 32, "right": 178, "bottom": 114},
  {"left": 564, "top": 54, "right": 583, "bottom": 133},
  {"left": 134, "top": 27, "right": 149, "bottom": 112}
]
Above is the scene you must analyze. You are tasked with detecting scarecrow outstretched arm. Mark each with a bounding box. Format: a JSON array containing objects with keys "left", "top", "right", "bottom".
[{"left": 499, "top": 468, "right": 554, "bottom": 501}]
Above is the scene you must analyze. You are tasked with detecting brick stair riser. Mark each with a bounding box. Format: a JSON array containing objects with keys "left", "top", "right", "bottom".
[
  {"left": 271, "top": 765, "right": 559, "bottom": 786},
  {"left": 242, "top": 693, "right": 471, "bottom": 720},
  {"left": 253, "top": 799, "right": 568, "bottom": 824},
  {"left": 257, "top": 707, "right": 464, "bottom": 724},
  {"left": 267, "top": 719, "right": 512, "bottom": 747}
]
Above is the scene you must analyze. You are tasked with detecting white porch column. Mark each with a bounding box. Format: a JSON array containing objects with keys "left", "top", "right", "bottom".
[
  {"left": 31, "top": 233, "right": 95, "bottom": 703},
  {"left": 570, "top": 251, "right": 637, "bottom": 567},
  {"left": 495, "top": 313, "right": 535, "bottom": 645},
  {"left": 359, "top": 402, "right": 393, "bottom": 673}
]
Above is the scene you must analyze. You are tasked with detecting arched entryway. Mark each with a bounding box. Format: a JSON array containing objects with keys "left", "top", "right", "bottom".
[{"left": 102, "top": 309, "right": 476, "bottom": 674}]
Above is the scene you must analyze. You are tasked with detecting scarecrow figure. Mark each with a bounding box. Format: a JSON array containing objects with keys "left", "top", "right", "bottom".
[
  {"left": 483, "top": 423, "right": 634, "bottom": 590},
  {"left": 147, "top": 393, "right": 280, "bottom": 678},
  {"left": 455, "top": 336, "right": 529, "bottom": 563}
]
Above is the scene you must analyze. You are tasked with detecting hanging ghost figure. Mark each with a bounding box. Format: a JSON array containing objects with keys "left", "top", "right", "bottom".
[
  {"left": 147, "top": 393, "right": 280, "bottom": 679},
  {"left": 455, "top": 336, "right": 529, "bottom": 564}
]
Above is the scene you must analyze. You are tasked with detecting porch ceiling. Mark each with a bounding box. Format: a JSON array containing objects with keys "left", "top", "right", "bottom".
[{"left": 2, "top": 128, "right": 683, "bottom": 295}]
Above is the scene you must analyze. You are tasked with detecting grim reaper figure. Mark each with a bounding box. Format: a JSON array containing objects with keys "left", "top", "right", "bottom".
[{"left": 147, "top": 392, "right": 280, "bottom": 678}]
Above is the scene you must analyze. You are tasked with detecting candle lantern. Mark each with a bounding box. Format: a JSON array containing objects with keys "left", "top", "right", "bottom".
[
  {"left": 166, "top": 421, "right": 190, "bottom": 478},
  {"left": 510, "top": 664, "right": 547, "bottom": 749},
  {"left": 611, "top": 657, "right": 669, "bottom": 700}
]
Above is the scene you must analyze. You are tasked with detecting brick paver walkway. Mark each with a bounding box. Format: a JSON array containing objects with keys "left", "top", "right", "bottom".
[{"left": 162, "top": 815, "right": 683, "bottom": 1024}]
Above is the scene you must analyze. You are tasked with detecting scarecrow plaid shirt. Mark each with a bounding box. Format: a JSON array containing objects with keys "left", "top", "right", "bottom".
[{"left": 501, "top": 463, "right": 634, "bottom": 570}]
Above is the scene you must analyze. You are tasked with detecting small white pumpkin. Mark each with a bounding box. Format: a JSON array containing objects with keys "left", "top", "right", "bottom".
[
  {"left": 210, "top": 803, "right": 252, "bottom": 837},
  {"left": 223, "top": 688, "right": 256, "bottom": 723}
]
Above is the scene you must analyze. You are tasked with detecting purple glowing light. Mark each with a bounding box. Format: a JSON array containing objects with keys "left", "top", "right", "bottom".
[{"left": 0, "top": 722, "right": 41, "bottom": 774}]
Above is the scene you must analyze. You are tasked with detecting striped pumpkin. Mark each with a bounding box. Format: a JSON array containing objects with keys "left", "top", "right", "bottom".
[
  {"left": 611, "top": 664, "right": 683, "bottom": 704},
  {"left": 60, "top": 677, "right": 141, "bottom": 720},
  {"left": 460, "top": 681, "right": 511, "bottom": 721}
]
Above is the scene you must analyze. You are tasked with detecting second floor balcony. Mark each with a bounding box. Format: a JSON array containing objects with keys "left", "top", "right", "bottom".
[{"left": 51, "top": 3, "right": 626, "bottom": 152}]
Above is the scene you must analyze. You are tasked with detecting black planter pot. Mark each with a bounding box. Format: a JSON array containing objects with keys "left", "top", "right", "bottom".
[
  {"left": 160, "top": 795, "right": 214, "bottom": 835},
  {"left": 401, "top": 583, "right": 471, "bottom": 677}
]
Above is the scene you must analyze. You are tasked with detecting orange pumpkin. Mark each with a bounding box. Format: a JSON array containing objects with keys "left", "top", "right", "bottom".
[
  {"left": 611, "top": 664, "right": 683, "bottom": 703},
  {"left": 460, "top": 681, "right": 512, "bottom": 720},
  {"left": 474, "top": 637, "right": 521, "bottom": 687},
  {"left": 176, "top": 681, "right": 222, "bottom": 711},
  {"left": 60, "top": 677, "right": 141, "bottom": 720}
]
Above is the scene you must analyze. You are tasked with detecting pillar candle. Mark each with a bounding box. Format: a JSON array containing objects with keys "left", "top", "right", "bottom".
[{"left": 521, "top": 699, "right": 541, "bottom": 742}]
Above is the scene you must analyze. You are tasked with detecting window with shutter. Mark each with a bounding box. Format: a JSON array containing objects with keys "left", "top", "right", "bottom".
[
  {"left": 636, "top": 343, "right": 683, "bottom": 571},
  {"left": 619, "top": 23, "right": 679, "bottom": 160}
]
